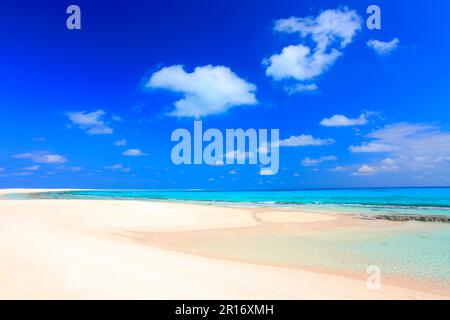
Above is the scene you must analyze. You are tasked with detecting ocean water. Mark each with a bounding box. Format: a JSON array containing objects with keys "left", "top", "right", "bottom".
[{"left": 23, "top": 187, "right": 450, "bottom": 217}]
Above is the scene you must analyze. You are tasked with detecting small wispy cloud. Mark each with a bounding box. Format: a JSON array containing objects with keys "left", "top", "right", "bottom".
[
  {"left": 114, "top": 139, "right": 127, "bottom": 146},
  {"left": 288, "top": 83, "right": 318, "bottom": 94},
  {"left": 13, "top": 151, "right": 67, "bottom": 164},
  {"left": 122, "top": 149, "right": 148, "bottom": 156},
  {"left": 225, "top": 150, "right": 254, "bottom": 161},
  {"left": 57, "top": 165, "right": 83, "bottom": 172},
  {"left": 301, "top": 155, "right": 337, "bottom": 167},
  {"left": 23, "top": 165, "right": 40, "bottom": 171},
  {"left": 66, "top": 109, "right": 113, "bottom": 135},
  {"left": 104, "top": 163, "right": 131, "bottom": 172},
  {"left": 277, "top": 135, "right": 335, "bottom": 147},
  {"left": 320, "top": 112, "right": 371, "bottom": 127},
  {"left": 13, "top": 171, "right": 33, "bottom": 176},
  {"left": 367, "top": 38, "right": 399, "bottom": 55},
  {"left": 349, "top": 142, "right": 396, "bottom": 153},
  {"left": 259, "top": 168, "right": 275, "bottom": 175}
]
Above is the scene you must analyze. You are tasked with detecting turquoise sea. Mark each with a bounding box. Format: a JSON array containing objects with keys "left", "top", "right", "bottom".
[{"left": 22, "top": 187, "right": 450, "bottom": 217}]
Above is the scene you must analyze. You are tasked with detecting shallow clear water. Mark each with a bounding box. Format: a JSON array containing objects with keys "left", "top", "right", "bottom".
[
  {"left": 8, "top": 188, "right": 450, "bottom": 289},
  {"left": 143, "top": 221, "right": 450, "bottom": 290},
  {"left": 21, "top": 187, "right": 450, "bottom": 217}
]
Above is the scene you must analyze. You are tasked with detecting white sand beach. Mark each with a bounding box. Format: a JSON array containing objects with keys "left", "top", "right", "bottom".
[{"left": 0, "top": 189, "right": 448, "bottom": 300}]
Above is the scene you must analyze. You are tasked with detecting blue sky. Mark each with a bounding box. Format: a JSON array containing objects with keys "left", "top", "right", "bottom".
[{"left": 1, "top": 0, "right": 450, "bottom": 189}]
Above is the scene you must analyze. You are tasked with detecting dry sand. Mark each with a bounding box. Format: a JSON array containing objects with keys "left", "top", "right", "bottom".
[{"left": 0, "top": 188, "right": 448, "bottom": 299}]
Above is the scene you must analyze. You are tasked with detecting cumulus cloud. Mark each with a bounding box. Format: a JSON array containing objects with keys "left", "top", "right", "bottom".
[
  {"left": 66, "top": 109, "right": 113, "bottom": 135},
  {"left": 265, "top": 44, "right": 341, "bottom": 81},
  {"left": 353, "top": 164, "right": 379, "bottom": 176},
  {"left": 264, "top": 8, "right": 361, "bottom": 91},
  {"left": 367, "top": 38, "right": 399, "bottom": 55},
  {"left": 104, "top": 163, "right": 131, "bottom": 172},
  {"left": 122, "top": 149, "right": 148, "bottom": 156},
  {"left": 301, "top": 155, "right": 337, "bottom": 166},
  {"left": 13, "top": 151, "right": 67, "bottom": 164},
  {"left": 277, "top": 135, "right": 335, "bottom": 147},
  {"left": 320, "top": 112, "right": 370, "bottom": 127},
  {"left": 147, "top": 65, "right": 257, "bottom": 118},
  {"left": 114, "top": 139, "right": 127, "bottom": 147}
]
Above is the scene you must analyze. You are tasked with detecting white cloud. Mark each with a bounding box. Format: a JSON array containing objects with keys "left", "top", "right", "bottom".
[
  {"left": 349, "top": 142, "right": 396, "bottom": 153},
  {"left": 381, "top": 158, "right": 396, "bottom": 166},
  {"left": 114, "top": 139, "right": 127, "bottom": 146},
  {"left": 33, "top": 137, "right": 46, "bottom": 142},
  {"left": 277, "top": 135, "right": 335, "bottom": 147},
  {"left": 23, "top": 165, "right": 40, "bottom": 171},
  {"left": 147, "top": 65, "right": 257, "bottom": 118},
  {"left": 320, "top": 113, "right": 369, "bottom": 127},
  {"left": 350, "top": 123, "right": 450, "bottom": 174},
  {"left": 122, "top": 149, "right": 148, "bottom": 156},
  {"left": 225, "top": 150, "right": 254, "bottom": 161},
  {"left": 13, "top": 151, "right": 67, "bottom": 164},
  {"left": 66, "top": 109, "right": 113, "bottom": 135},
  {"left": 265, "top": 8, "right": 361, "bottom": 90},
  {"left": 301, "top": 155, "right": 337, "bottom": 166},
  {"left": 288, "top": 83, "right": 319, "bottom": 94},
  {"left": 367, "top": 38, "right": 399, "bottom": 55},
  {"left": 353, "top": 164, "right": 379, "bottom": 176},
  {"left": 229, "top": 169, "right": 237, "bottom": 175},
  {"left": 265, "top": 44, "right": 341, "bottom": 81},
  {"left": 260, "top": 168, "right": 275, "bottom": 176},
  {"left": 104, "top": 164, "right": 131, "bottom": 173},
  {"left": 57, "top": 165, "right": 83, "bottom": 172},
  {"left": 13, "top": 171, "right": 33, "bottom": 177}
]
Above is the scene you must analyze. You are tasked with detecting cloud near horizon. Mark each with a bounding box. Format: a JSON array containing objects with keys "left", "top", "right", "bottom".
[
  {"left": 349, "top": 123, "right": 450, "bottom": 175},
  {"left": 146, "top": 65, "right": 257, "bottom": 118}
]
